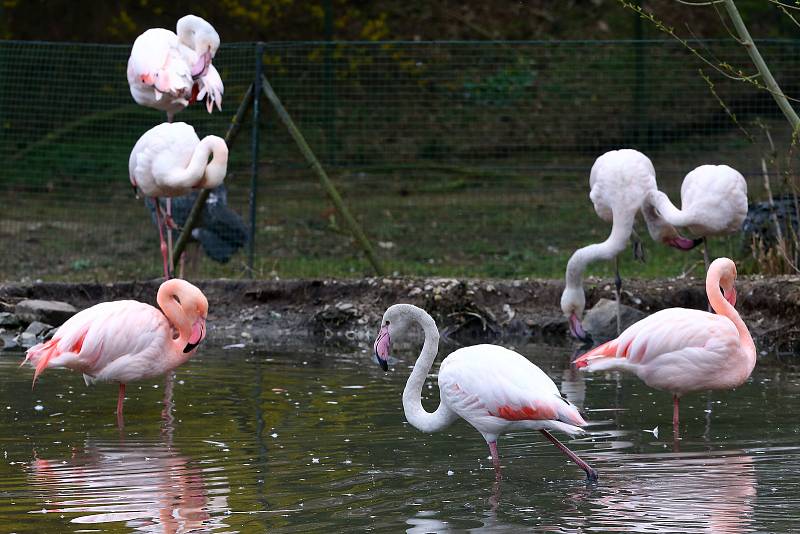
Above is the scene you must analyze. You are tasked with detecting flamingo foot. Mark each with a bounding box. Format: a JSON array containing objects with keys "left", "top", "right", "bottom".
[{"left": 539, "top": 429, "right": 598, "bottom": 482}]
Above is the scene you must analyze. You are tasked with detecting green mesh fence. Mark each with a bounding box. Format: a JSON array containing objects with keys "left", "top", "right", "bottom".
[{"left": 1, "top": 39, "right": 797, "bottom": 282}]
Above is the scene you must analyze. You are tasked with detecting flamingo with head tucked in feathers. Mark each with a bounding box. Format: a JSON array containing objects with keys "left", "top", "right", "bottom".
[
  {"left": 644, "top": 164, "right": 748, "bottom": 271},
  {"left": 561, "top": 149, "right": 700, "bottom": 342},
  {"left": 129, "top": 122, "right": 228, "bottom": 278},
  {"left": 573, "top": 257, "right": 755, "bottom": 440},
  {"left": 127, "top": 14, "right": 224, "bottom": 123},
  {"left": 373, "top": 304, "right": 598, "bottom": 482},
  {"left": 22, "top": 279, "right": 209, "bottom": 426}
]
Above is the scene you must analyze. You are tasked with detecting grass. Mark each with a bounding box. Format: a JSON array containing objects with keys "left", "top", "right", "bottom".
[{"left": 0, "top": 161, "right": 750, "bottom": 283}]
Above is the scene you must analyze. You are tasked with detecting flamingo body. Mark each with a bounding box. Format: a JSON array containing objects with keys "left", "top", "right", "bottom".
[
  {"left": 129, "top": 122, "right": 228, "bottom": 198},
  {"left": 127, "top": 15, "right": 223, "bottom": 120},
  {"left": 373, "top": 304, "right": 597, "bottom": 481},
  {"left": 438, "top": 345, "right": 587, "bottom": 443},
  {"left": 23, "top": 280, "right": 208, "bottom": 422},
  {"left": 647, "top": 165, "right": 748, "bottom": 237}
]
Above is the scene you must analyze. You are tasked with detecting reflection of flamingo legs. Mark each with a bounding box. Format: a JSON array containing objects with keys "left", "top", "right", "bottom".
[
  {"left": 162, "top": 371, "right": 176, "bottom": 443},
  {"left": 673, "top": 395, "right": 681, "bottom": 452},
  {"left": 117, "top": 383, "right": 126, "bottom": 428},
  {"left": 488, "top": 441, "right": 502, "bottom": 481}
]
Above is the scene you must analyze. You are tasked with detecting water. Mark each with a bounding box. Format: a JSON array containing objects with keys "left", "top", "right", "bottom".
[{"left": 1, "top": 342, "right": 799, "bottom": 532}]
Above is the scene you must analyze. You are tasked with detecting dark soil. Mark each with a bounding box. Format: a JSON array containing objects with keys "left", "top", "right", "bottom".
[{"left": 1, "top": 275, "right": 799, "bottom": 363}]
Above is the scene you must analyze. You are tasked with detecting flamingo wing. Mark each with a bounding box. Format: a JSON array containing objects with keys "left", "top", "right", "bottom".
[
  {"left": 439, "top": 345, "right": 586, "bottom": 438},
  {"left": 130, "top": 123, "right": 200, "bottom": 196}
]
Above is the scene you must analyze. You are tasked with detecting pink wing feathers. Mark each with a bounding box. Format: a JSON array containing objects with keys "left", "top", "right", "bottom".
[
  {"left": 24, "top": 301, "right": 168, "bottom": 384},
  {"left": 195, "top": 64, "right": 224, "bottom": 113}
]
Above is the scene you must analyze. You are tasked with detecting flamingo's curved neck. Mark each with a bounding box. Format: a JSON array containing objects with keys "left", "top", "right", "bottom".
[
  {"left": 170, "top": 137, "right": 224, "bottom": 190},
  {"left": 647, "top": 190, "right": 691, "bottom": 228},
  {"left": 156, "top": 282, "right": 193, "bottom": 363},
  {"left": 565, "top": 208, "right": 635, "bottom": 291},
  {"left": 707, "top": 269, "right": 757, "bottom": 369},
  {"left": 402, "top": 307, "right": 456, "bottom": 433}
]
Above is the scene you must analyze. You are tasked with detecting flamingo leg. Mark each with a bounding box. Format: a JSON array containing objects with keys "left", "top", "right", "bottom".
[
  {"left": 703, "top": 238, "right": 713, "bottom": 313},
  {"left": 488, "top": 441, "right": 502, "bottom": 481},
  {"left": 614, "top": 256, "right": 623, "bottom": 336},
  {"left": 539, "top": 429, "right": 598, "bottom": 482},
  {"left": 153, "top": 198, "right": 172, "bottom": 280},
  {"left": 166, "top": 198, "right": 174, "bottom": 275},
  {"left": 116, "top": 383, "right": 126, "bottom": 427},
  {"left": 673, "top": 394, "right": 680, "bottom": 440}
]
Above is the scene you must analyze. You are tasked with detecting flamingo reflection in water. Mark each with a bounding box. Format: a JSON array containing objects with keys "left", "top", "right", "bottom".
[
  {"left": 29, "top": 440, "right": 231, "bottom": 533},
  {"left": 571, "top": 452, "right": 757, "bottom": 533}
]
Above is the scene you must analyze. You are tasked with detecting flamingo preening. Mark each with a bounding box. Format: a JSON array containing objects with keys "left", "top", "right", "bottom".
[
  {"left": 573, "top": 257, "right": 756, "bottom": 441},
  {"left": 561, "top": 149, "right": 699, "bottom": 341},
  {"left": 129, "top": 122, "right": 229, "bottom": 278},
  {"left": 22, "top": 279, "right": 208, "bottom": 426},
  {"left": 373, "top": 304, "right": 598, "bottom": 482},
  {"left": 127, "top": 14, "right": 224, "bottom": 123},
  {"left": 644, "top": 164, "right": 748, "bottom": 271}
]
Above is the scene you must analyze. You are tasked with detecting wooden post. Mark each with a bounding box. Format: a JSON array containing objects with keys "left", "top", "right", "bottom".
[
  {"left": 171, "top": 84, "right": 255, "bottom": 272},
  {"left": 259, "top": 74, "right": 385, "bottom": 276}
]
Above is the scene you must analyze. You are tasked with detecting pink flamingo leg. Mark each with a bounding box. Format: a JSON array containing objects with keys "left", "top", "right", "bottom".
[
  {"left": 116, "top": 383, "right": 126, "bottom": 427},
  {"left": 153, "top": 198, "right": 172, "bottom": 280},
  {"left": 488, "top": 441, "right": 502, "bottom": 481},
  {"left": 539, "top": 429, "right": 598, "bottom": 482},
  {"left": 166, "top": 198, "right": 174, "bottom": 273},
  {"left": 673, "top": 394, "right": 680, "bottom": 440}
]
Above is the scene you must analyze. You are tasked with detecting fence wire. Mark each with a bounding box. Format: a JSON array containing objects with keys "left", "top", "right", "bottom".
[{"left": 1, "top": 39, "right": 797, "bottom": 282}]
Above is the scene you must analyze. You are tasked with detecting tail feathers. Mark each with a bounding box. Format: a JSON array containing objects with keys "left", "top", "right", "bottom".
[
  {"left": 555, "top": 398, "right": 587, "bottom": 428},
  {"left": 573, "top": 339, "right": 622, "bottom": 370},
  {"left": 24, "top": 339, "right": 62, "bottom": 385}
]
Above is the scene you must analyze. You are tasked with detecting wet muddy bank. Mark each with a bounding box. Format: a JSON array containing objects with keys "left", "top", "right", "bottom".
[{"left": 1, "top": 275, "right": 799, "bottom": 362}]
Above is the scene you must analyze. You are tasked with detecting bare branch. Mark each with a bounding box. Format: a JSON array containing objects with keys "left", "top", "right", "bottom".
[
  {"left": 698, "top": 68, "right": 754, "bottom": 142},
  {"left": 675, "top": 0, "right": 724, "bottom": 5},
  {"left": 767, "top": 0, "right": 800, "bottom": 11}
]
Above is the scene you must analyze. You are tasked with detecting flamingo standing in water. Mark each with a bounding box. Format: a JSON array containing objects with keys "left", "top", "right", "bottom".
[
  {"left": 129, "top": 122, "right": 228, "bottom": 278},
  {"left": 22, "top": 279, "right": 208, "bottom": 426},
  {"left": 644, "top": 165, "right": 748, "bottom": 271},
  {"left": 127, "top": 14, "right": 224, "bottom": 122},
  {"left": 561, "top": 149, "right": 699, "bottom": 341},
  {"left": 373, "top": 304, "right": 598, "bottom": 482},
  {"left": 573, "top": 257, "right": 756, "bottom": 440}
]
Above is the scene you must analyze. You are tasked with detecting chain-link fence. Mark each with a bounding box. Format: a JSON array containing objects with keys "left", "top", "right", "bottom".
[{"left": 1, "top": 39, "right": 798, "bottom": 282}]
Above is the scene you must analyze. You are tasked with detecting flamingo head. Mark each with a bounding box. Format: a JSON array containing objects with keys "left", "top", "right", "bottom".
[
  {"left": 373, "top": 323, "right": 390, "bottom": 371},
  {"left": 159, "top": 279, "right": 209, "bottom": 354},
  {"left": 641, "top": 192, "right": 702, "bottom": 251},
  {"left": 177, "top": 15, "right": 220, "bottom": 78},
  {"left": 715, "top": 257, "right": 738, "bottom": 307},
  {"left": 561, "top": 287, "right": 591, "bottom": 342}
]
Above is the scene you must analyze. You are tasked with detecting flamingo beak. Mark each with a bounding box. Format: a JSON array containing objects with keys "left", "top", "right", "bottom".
[
  {"left": 568, "top": 313, "right": 591, "bottom": 342},
  {"left": 183, "top": 317, "right": 206, "bottom": 353},
  {"left": 373, "top": 325, "right": 390, "bottom": 371},
  {"left": 191, "top": 51, "right": 212, "bottom": 78},
  {"left": 724, "top": 286, "right": 737, "bottom": 307},
  {"left": 666, "top": 236, "right": 703, "bottom": 251}
]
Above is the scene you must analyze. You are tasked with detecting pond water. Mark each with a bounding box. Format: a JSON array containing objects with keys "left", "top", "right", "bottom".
[{"left": 1, "top": 341, "right": 799, "bottom": 533}]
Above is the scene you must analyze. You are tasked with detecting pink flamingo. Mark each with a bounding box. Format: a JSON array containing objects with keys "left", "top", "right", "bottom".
[
  {"left": 22, "top": 279, "right": 208, "bottom": 425},
  {"left": 373, "top": 304, "right": 598, "bottom": 482},
  {"left": 573, "top": 257, "right": 755, "bottom": 439},
  {"left": 129, "top": 122, "right": 228, "bottom": 278},
  {"left": 127, "top": 14, "right": 223, "bottom": 123}
]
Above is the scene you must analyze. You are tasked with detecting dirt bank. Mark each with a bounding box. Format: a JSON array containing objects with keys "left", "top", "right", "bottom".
[{"left": 1, "top": 275, "right": 799, "bottom": 361}]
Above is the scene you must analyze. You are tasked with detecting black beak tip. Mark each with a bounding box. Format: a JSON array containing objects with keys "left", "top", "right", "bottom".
[
  {"left": 183, "top": 342, "right": 199, "bottom": 354},
  {"left": 692, "top": 237, "right": 704, "bottom": 247},
  {"left": 375, "top": 353, "right": 388, "bottom": 371}
]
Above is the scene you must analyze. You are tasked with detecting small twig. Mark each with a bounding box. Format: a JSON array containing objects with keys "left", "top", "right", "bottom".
[{"left": 698, "top": 68, "right": 754, "bottom": 142}]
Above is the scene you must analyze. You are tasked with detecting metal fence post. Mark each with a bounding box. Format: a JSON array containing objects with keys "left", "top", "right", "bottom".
[
  {"left": 248, "top": 43, "right": 265, "bottom": 277},
  {"left": 633, "top": 0, "right": 646, "bottom": 148}
]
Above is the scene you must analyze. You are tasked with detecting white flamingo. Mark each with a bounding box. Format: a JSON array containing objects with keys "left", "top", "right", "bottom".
[
  {"left": 129, "top": 122, "right": 228, "bottom": 278},
  {"left": 127, "top": 14, "right": 223, "bottom": 123},
  {"left": 373, "top": 304, "right": 598, "bottom": 482},
  {"left": 561, "top": 149, "right": 699, "bottom": 341},
  {"left": 645, "top": 164, "right": 748, "bottom": 270}
]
